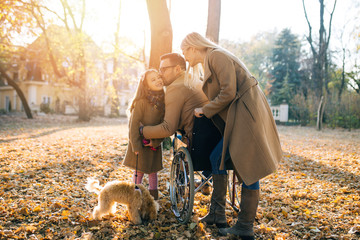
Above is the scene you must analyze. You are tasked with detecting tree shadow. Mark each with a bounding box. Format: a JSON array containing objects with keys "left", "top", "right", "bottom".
[
  {"left": 0, "top": 119, "right": 128, "bottom": 144},
  {"left": 283, "top": 151, "right": 359, "bottom": 189},
  {"left": 0, "top": 126, "right": 73, "bottom": 143}
]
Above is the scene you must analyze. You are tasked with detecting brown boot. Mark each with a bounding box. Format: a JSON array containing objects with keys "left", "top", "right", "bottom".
[
  {"left": 199, "top": 174, "right": 229, "bottom": 228},
  {"left": 149, "top": 189, "right": 159, "bottom": 200},
  {"left": 219, "top": 187, "right": 259, "bottom": 239}
]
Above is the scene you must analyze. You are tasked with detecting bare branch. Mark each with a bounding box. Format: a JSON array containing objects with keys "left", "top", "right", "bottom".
[
  {"left": 302, "top": 0, "right": 317, "bottom": 56},
  {"left": 114, "top": 46, "right": 144, "bottom": 63},
  {"left": 326, "top": 0, "right": 337, "bottom": 50},
  {"left": 60, "top": 0, "right": 78, "bottom": 30},
  {"left": 79, "top": 0, "right": 86, "bottom": 31}
]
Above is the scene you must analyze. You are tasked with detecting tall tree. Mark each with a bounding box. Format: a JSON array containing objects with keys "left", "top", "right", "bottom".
[
  {"left": 221, "top": 31, "right": 277, "bottom": 94},
  {"left": 270, "top": 28, "right": 301, "bottom": 105},
  {"left": 29, "top": 0, "right": 91, "bottom": 121},
  {"left": 0, "top": 64, "right": 33, "bottom": 118},
  {"left": 0, "top": 0, "right": 38, "bottom": 118},
  {"left": 60, "top": 0, "right": 89, "bottom": 121},
  {"left": 302, "top": 0, "right": 337, "bottom": 130},
  {"left": 206, "top": 0, "right": 221, "bottom": 43},
  {"left": 146, "top": 0, "right": 172, "bottom": 69}
]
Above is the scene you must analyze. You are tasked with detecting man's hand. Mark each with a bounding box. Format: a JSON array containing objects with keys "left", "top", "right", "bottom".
[{"left": 194, "top": 108, "right": 204, "bottom": 118}]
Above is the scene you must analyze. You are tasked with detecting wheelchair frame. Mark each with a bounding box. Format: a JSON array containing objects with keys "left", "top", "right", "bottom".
[{"left": 169, "top": 133, "right": 242, "bottom": 224}]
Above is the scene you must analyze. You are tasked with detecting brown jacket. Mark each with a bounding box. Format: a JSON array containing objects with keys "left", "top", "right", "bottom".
[
  {"left": 143, "top": 72, "right": 208, "bottom": 140},
  {"left": 202, "top": 48, "right": 282, "bottom": 185},
  {"left": 123, "top": 99, "right": 164, "bottom": 174}
]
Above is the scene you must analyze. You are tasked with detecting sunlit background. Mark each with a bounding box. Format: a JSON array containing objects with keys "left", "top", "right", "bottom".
[{"left": 1, "top": 0, "right": 359, "bottom": 127}]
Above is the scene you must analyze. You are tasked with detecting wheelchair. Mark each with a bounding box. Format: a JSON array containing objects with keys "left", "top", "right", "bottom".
[{"left": 169, "top": 117, "right": 242, "bottom": 224}]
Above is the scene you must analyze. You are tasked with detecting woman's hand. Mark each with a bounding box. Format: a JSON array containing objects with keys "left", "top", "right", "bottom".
[
  {"left": 134, "top": 152, "right": 139, "bottom": 155},
  {"left": 194, "top": 108, "right": 204, "bottom": 118}
]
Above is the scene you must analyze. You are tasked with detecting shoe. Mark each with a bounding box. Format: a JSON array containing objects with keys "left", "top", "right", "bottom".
[
  {"left": 149, "top": 189, "right": 159, "bottom": 200},
  {"left": 219, "top": 187, "right": 259, "bottom": 239}
]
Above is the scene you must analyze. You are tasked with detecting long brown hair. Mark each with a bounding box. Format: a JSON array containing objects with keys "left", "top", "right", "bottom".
[{"left": 128, "top": 69, "right": 159, "bottom": 113}]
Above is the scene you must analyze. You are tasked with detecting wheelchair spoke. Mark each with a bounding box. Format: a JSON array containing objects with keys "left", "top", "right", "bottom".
[{"left": 169, "top": 147, "right": 194, "bottom": 224}]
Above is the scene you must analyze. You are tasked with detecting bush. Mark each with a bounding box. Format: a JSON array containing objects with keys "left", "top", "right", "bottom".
[
  {"left": 326, "top": 91, "right": 360, "bottom": 129},
  {"left": 288, "top": 92, "right": 311, "bottom": 126},
  {"left": 40, "top": 103, "right": 51, "bottom": 114}
]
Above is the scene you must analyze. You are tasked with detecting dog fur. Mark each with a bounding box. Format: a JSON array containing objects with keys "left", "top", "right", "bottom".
[{"left": 85, "top": 178, "right": 159, "bottom": 224}]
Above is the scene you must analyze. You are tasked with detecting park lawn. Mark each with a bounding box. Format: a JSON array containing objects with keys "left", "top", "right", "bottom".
[{"left": 0, "top": 115, "right": 359, "bottom": 240}]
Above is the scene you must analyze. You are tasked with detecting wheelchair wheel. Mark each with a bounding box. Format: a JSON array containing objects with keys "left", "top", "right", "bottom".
[
  {"left": 170, "top": 147, "right": 195, "bottom": 224},
  {"left": 227, "top": 170, "right": 241, "bottom": 212}
]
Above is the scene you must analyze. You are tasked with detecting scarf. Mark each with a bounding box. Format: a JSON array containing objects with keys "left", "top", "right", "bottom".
[{"left": 146, "top": 90, "right": 165, "bottom": 112}]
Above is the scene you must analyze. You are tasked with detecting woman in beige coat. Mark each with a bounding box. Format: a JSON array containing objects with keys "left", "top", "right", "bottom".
[
  {"left": 123, "top": 69, "right": 165, "bottom": 200},
  {"left": 181, "top": 32, "right": 282, "bottom": 239}
]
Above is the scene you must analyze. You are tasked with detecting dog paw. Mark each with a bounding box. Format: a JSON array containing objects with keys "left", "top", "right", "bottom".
[{"left": 132, "top": 219, "right": 142, "bottom": 225}]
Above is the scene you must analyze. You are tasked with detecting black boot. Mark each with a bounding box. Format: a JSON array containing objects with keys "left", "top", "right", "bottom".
[
  {"left": 219, "top": 187, "right": 259, "bottom": 239},
  {"left": 199, "top": 174, "right": 229, "bottom": 228},
  {"left": 149, "top": 189, "right": 159, "bottom": 200}
]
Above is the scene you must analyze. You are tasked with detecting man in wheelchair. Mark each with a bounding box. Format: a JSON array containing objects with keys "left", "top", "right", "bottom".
[
  {"left": 141, "top": 52, "right": 231, "bottom": 229},
  {"left": 142, "top": 53, "right": 208, "bottom": 144}
]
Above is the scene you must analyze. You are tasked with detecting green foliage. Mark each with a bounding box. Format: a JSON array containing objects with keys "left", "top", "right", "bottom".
[
  {"left": 162, "top": 137, "right": 172, "bottom": 151},
  {"left": 220, "top": 31, "right": 277, "bottom": 94},
  {"left": 270, "top": 29, "right": 302, "bottom": 105},
  {"left": 40, "top": 103, "right": 51, "bottom": 114},
  {"left": 346, "top": 63, "right": 360, "bottom": 94},
  {"left": 288, "top": 93, "right": 310, "bottom": 126},
  {"left": 326, "top": 91, "right": 360, "bottom": 129}
]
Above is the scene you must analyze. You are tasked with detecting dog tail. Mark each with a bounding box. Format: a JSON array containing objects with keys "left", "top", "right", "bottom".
[{"left": 85, "top": 178, "right": 102, "bottom": 194}]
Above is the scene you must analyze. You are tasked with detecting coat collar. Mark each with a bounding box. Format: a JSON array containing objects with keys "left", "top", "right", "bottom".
[
  {"left": 165, "top": 72, "right": 185, "bottom": 90},
  {"left": 172, "top": 72, "right": 185, "bottom": 85}
]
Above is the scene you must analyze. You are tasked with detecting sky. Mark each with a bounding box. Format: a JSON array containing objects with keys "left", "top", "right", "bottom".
[{"left": 79, "top": 0, "right": 358, "bottom": 55}]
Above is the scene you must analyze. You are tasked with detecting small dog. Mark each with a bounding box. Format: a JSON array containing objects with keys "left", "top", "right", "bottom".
[{"left": 85, "top": 178, "right": 159, "bottom": 225}]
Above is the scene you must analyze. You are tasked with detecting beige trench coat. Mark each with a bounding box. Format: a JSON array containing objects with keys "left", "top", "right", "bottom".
[
  {"left": 123, "top": 99, "right": 164, "bottom": 174},
  {"left": 143, "top": 73, "right": 209, "bottom": 141},
  {"left": 202, "top": 48, "right": 282, "bottom": 185}
]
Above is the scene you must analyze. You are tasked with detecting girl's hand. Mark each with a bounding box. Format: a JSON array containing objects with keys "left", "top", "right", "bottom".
[
  {"left": 134, "top": 152, "right": 139, "bottom": 155},
  {"left": 194, "top": 108, "right": 204, "bottom": 118},
  {"left": 144, "top": 139, "right": 153, "bottom": 147}
]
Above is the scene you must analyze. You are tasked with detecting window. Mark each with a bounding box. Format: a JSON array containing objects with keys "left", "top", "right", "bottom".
[{"left": 42, "top": 96, "right": 51, "bottom": 104}]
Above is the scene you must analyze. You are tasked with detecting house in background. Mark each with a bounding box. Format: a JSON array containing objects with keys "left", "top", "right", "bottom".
[
  {"left": 0, "top": 50, "right": 78, "bottom": 114},
  {"left": 0, "top": 25, "right": 141, "bottom": 116}
]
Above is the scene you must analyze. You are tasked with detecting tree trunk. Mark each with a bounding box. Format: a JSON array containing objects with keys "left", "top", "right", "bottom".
[
  {"left": 316, "top": 96, "right": 325, "bottom": 130},
  {"left": 338, "top": 48, "right": 346, "bottom": 101},
  {"left": 206, "top": 0, "right": 221, "bottom": 44},
  {"left": 77, "top": 45, "right": 89, "bottom": 121},
  {"left": 146, "top": 0, "right": 172, "bottom": 69},
  {"left": 0, "top": 65, "right": 33, "bottom": 119},
  {"left": 303, "top": 0, "right": 337, "bottom": 131}
]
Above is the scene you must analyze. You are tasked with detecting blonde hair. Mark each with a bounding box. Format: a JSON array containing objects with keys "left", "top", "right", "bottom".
[
  {"left": 181, "top": 32, "right": 251, "bottom": 87},
  {"left": 181, "top": 32, "right": 219, "bottom": 88},
  {"left": 128, "top": 69, "right": 159, "bottom": 114}
]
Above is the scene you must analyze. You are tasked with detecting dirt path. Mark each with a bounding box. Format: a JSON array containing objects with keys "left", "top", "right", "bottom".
[{"left": 0, "top": 115, "right": 359, "bottom": 239}]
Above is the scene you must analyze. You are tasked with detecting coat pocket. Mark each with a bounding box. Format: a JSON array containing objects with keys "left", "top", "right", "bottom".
[{"left": 242, "top": 101, "right": 256, "bottom": 122}]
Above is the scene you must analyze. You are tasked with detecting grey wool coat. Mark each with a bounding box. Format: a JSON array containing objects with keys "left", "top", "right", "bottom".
[
  {"left": 202, "top": 48, "right": 283, "bottom": 185},
  {"left": 123, "top": 99, "right": 164, "bottom": 174}
]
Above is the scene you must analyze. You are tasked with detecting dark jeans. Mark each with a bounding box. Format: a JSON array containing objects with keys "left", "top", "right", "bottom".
[{"left": 206, "top": 137, "right": 260, "bottom": 190}]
